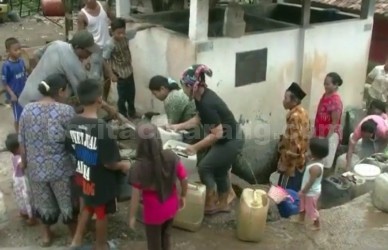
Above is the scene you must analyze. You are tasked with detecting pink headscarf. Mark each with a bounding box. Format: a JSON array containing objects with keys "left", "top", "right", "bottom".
[{"left": 181, "top": 64, "right": 213, "bottom": 95}]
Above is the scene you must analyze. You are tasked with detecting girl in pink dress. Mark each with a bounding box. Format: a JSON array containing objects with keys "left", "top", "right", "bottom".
[
  {"left": 5, "top": 133, "right": 36, "bottom": 225},
  {"left": 128, "top": 123, "right": 188, "bottom": 250}
]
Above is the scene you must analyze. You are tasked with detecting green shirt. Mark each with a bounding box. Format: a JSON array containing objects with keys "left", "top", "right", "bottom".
[{"left": 164, "top": 89, "right": 196, "bottom": 124}]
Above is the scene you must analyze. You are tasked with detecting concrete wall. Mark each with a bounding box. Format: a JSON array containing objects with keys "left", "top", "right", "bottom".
[
  {"left": 130, "top": 28, "right": 196, "bottom": 113},
  {"left": 302, "top": 19, "right": 373, "bottom": 119},
  {"left": 196, "top": 28, "right": 300, "bottom": 141}
]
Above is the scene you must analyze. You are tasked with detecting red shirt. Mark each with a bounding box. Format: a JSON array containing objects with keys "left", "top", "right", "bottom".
[{"left": 314, "top": 93, "right": 343, "bottom": 138}]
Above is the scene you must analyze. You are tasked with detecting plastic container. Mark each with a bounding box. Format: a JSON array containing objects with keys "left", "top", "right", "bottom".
[
  {"left": 277, "top": 189, "right": 300, "bottom": 218},
  {"left": 353, "top": 163, "right": 381, "bottom": 180},
  {"left": 0, "top": 191, "right": 7, "bottom": 228},
  {"left": 236, "top": 188, "right": 269, "bottom": 242},
  {"left": 163, "top": 140, "right": 197, "bottom": 179},
  {"left": 41, "top": 0, "right": 65, "bottom": 17},
  {"left": 267, "top": 185, "right": 288, "bottom": 204},
  {"left": 320, "top": 176, "right": 352, "bottom": 209},
  {"left": 335, "top": 153, "right": 360, "bottom": 175},
  {"left": 351, "top": 163, "right": 381, "bottom": 197},
  {"left": 372, "top": 173, "right": 388, "bottom": 212},
  {"left": 158, "top": 128, "right": 183, "bottom": 145},
  {"left": 151, "top": 114, "right": 168, "bottom": 127},
  {"left": 173, "top": 183, "right": 206, "bottom": 232}
]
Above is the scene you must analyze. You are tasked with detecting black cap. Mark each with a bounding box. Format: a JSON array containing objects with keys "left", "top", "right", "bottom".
[
  {"left": 287, "top": 82, "right": 306, "bottom": 100},
  {"left": 70, "top": 30, "right": 100, "bottom": 53},
  {"left": 40, "top": 74, "right": 68, "bottom": 89}
]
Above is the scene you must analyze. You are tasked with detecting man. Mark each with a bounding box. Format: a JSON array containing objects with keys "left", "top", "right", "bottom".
[
  {"left": 278, "top": 82, "right": 310, "bottom": 191},
  {"left": 19, "top": 30, "right": 96, "bottom": 107},
  {"left": 365, "top": 55, "right": 388, "bottom": 108},
  {"left": 78, "top": 0, "right": 113, "bottom": 80},
  {"left": 18, "top": 30, "right": 115, "bottom": 115}
]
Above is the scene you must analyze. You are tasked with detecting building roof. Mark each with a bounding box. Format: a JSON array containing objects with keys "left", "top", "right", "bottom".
[{"left": 312, "top": 0, "right": 388, "bottom": 15}]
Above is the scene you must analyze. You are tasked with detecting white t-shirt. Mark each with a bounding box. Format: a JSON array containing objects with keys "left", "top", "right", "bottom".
[{"left": 368, "top": 65, "right": 388, "bottom": 102}]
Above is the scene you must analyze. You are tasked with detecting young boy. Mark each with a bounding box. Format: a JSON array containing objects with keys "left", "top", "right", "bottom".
[
  {"left": 102, "top": 18, "right": 155, "bottom": 119},
  {"left": 297, "top": 137, "right": 329, "bottom": 230},
  {"left": 66, "top": 79, "right": 130, "bottom": 250},
  {"left": 1, "top": 37, "right": 27, "bottom": 131}
]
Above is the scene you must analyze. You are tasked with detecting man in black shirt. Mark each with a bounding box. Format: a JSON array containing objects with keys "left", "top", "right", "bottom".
[
  {"left": 66, "top": 79, "right": 130, "bottom": 250},
  {"left": 168, "top": 64, "right": 244, "bottom": 215}
]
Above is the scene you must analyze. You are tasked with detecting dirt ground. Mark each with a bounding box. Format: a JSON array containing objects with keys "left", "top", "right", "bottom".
[{"left": 1, "top": 17, "right": 388, "bottom": 250}]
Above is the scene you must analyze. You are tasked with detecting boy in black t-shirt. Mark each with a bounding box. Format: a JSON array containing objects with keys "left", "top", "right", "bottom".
[{"left": 66, "top": 79, "right": 130, "bottom": 250}]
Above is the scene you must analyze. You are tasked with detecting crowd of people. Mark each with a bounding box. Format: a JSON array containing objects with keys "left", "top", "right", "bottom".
[{"left": 2, "top": 0, "right": 388, "bottom": 248}]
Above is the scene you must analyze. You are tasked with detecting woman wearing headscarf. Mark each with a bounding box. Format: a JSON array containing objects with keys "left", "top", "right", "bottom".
[
  {"left": 168, "top": 64, "right": 244, "bottom": 214},
  {"left": 18, "top": 74, "right": 77, "bottom": 246}
]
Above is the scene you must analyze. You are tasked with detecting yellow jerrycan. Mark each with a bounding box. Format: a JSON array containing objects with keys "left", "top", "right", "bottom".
[
  {"left": 236, "top": 188, "right": 269, "bottom": 242},
  {"left": 173, "top": 182, "right": 206, "bottom": 232}
]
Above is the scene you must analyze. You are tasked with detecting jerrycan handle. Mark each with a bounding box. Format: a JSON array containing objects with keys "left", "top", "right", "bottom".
[
  {"left": 187, "top": 183, "right": 198, "bottom": 190},
  {"left": 251, "top": 190, "right": 261, "bottom": 207}
]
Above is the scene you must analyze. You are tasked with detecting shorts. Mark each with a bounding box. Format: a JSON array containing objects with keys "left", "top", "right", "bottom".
[
  {"left": 84, "top": 199, "right": 117, "bottom": 220},
  {"left": 12, "top": 102, "right": 23, "bottom": 122},
  {"left": 300, "top": 194, "right": 320, "bottom": 221}
]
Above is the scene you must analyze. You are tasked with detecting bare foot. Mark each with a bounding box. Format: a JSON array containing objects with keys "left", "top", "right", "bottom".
[
  {"left": 26, "top": 218, "right": 38, "bottom": 226},
  {"left": 291, "top": 217, "right": 305, "bottom": 225},
  {"left": 41, "top": 229, "right": 54, "bottom": 247},
  {"left": 308, "top": 224, "right": 321, "bottom": 231}
]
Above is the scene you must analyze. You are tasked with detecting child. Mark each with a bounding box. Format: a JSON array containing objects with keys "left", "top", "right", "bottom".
[
  {"left": 128, "top": 123, "right": 188, "bottom": 250},
  {"left": 66, "top": 79, "right": 130, "bottom": 250},
  {"left": 1, "top": 37, "right": 27, "bottom": 132},
  {"left": 102, "top": 18, "right": 155, "bottom": 119},
  {"left": 297, "top": 137, "right": 329, "bottom": 230},
  {"left": 5, "top": 133, "right": 35, "bottom": 225}
]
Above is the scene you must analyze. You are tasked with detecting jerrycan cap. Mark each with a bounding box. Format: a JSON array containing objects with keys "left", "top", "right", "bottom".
[{"left": 250, "top": 190, "right": 263, "bottom": 207}]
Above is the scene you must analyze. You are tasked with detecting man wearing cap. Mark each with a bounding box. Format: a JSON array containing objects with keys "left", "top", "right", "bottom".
[
  {"left": 277, "top": 82, "right": 310, "bottom": 191},
  {"left": 19, "top": 30, "right": 99, "bottom": 108}
]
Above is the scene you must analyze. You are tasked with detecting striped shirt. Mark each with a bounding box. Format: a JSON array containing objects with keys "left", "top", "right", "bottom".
[{"left": 102, "top": 30, "right": 136, "bottom": 79}]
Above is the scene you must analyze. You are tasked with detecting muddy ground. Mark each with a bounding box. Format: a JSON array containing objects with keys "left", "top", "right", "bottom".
[{"left": 1, "top": 17, "right": 388, "bottom": 250}]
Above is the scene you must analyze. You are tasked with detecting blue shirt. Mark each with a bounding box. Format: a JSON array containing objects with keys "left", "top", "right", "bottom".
[{"left": 1, "top": 58, "right": 27, "bottom": 97}]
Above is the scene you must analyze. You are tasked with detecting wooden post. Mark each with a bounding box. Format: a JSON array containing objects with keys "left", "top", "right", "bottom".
[
  {"left": 301, "top": 0, "right": 311, "bottom": 28},
  {"left": 360, "top": 0, "right": 376, "bottom": 19}
]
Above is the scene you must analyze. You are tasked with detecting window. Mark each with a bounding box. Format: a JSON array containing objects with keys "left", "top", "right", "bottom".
[{"left": 235, "top": 48, "right": 268, "bottom": 87}]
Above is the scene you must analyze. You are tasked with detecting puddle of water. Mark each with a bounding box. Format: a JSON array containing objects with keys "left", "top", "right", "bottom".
[{"left": 363, "top": 205, "right": 388, "bottom": 228}]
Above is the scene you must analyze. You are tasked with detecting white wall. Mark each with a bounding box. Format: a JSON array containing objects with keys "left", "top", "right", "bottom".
[
  {"left": 303, "top": 19, "right": 373, "bottom": 119},
  {"left": 130, "top": 19, "right": 372, "bottom": 144},
  {"left": 130, "top": 28, "right": 196, "bottom": 113},
  {"left": 196, "top": 28, "right": 300, "bottom": 142}
]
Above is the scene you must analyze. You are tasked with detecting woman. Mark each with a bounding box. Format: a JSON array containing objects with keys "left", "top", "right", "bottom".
[
  {"left": 149, "top": 75, "right": 196, "bottom": 125},
  {"left": 314, "top": 72, "right": 343, "bottom": 169},
  {"left": 19, "top": 74, "right": 76, "bottom": 246},
  {"left": 169, "top": 64, "right": 244, "bottom": 214},
  {"left": 346, "top": 115, "right": 388, "bottom": 169}
]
